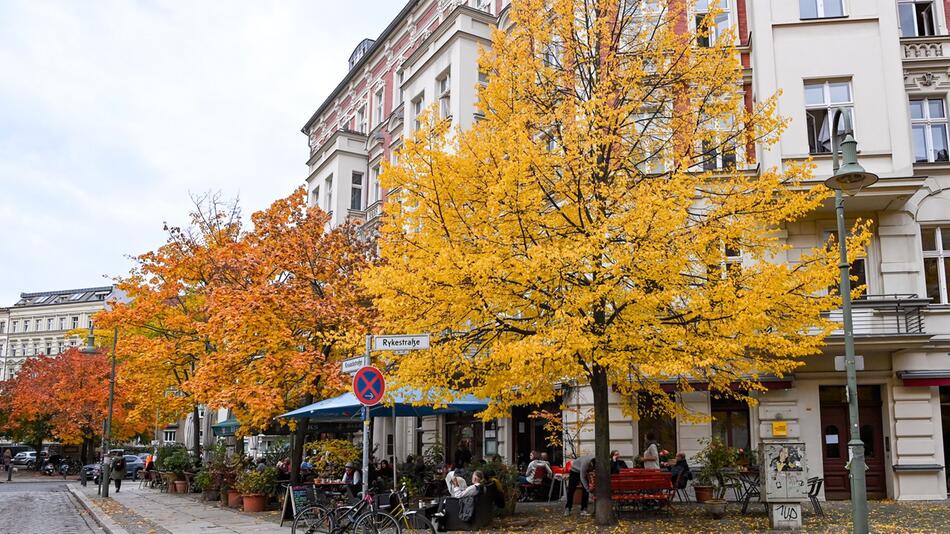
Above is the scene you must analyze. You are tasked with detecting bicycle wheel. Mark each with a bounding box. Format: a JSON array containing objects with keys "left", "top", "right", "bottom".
[
  {"left": 399, "top": 511, "right": 435, "bottom": 534},
  {"left": 352, "top": 510, "right": 400, "bottom": 534},
  {"left": 292, "top": 504, "right": 335, "bottom": 534}
]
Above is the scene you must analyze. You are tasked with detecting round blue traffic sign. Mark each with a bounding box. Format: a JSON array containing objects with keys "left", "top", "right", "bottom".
[{"left": 353, "top": 366, "right": 386, "bottom": 406}]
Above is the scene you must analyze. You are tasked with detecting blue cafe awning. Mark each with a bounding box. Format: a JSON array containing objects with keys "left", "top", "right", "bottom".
[{"left": 278, "top": 388, "right": 489, "bottom": 420}]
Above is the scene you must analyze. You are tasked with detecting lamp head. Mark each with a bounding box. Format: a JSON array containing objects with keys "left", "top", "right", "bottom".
[
  {"left": 80, "top": 323, "right": 97, "bottom": 354},
  {"left": 824, "top": 134, "right": 879, "bottom": 195}
]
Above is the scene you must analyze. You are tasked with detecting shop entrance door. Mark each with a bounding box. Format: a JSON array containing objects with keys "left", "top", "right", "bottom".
[{"left": 819, "top": 385, "right": 887, "bottom": 499}]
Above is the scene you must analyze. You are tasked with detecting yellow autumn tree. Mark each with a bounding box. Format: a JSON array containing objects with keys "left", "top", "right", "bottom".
[{"left": 363, "top": 0, "right": 865, "bottom": 523}]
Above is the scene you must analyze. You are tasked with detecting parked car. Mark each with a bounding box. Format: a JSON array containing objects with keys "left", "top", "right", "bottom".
[
  {"left": 12, "top": 451, "right": 36, "bottom": 468},
  {"left": 123, "top": 455, "right": 145, "bottom": 480},
  {"left": 82, "top": 463, "right": 101, "bottom": 483}
]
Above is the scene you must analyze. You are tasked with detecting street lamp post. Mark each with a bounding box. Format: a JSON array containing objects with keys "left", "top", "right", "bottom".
[
  {"left": 81, "top": 324, "right": 118, "bottom": 498},
  {"left": 824, "top": 108, "right": 879, "bottom": 534}
]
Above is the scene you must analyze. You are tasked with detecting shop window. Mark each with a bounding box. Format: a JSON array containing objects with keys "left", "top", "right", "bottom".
[
  {"left": 711, "top": 395, "right": 751, "bottom": 450},
  {"left": 636, "top": 393, "right": 677, "bottom": 454}
]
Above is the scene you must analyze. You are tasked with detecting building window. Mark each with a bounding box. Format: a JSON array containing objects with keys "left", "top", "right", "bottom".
[
  {"left": 350, "top": 172, "right": 364, "bottom": 211},
  {"left": 472, "top": 0, "right": 493, "bottom": 14},
  {"left": 412, "top": 93, "right": 425, "bottom": 131},
  {"left": 0, "top": 321, "right": 5, "bottom": 334},
  {"left": 910, "top": 98, "right": 949, "bottom": 163},
  {"left": 395, "top": 70, "right": 404, "bottom": 104},
  {"left": 437, "top": 70, "right": 451, "bottom": 119},
  {"left": 478, "top": 70, "right": 490, "bottom": 86},
  {"left": 35, "top": 319, "right": 40, "bottom": 331},
  {"left": 23, "top": 320, "right": 29, "bottom": 332},
  {"left": 922, "top": 226, "right": 950, "bottom": 304},
  {"left": 45, "top": 342, "right": 52, "bottom": 355},
  {"left": 71, "top": 316, "right": 79, "bottom": 329},
  {"left": 805, "top": 80, "right": 853, "bottom": 154},
  {"left": 356, "top": 105, "right": 367, "bottom": 134},
  {"left": 899, "top": 1, "right": 937, "bottom": 37},
  {"left": 374, "top": 88, "right": 385, "bottom": 127},
  {"left": 10, "top": 346, "right": 16, "bottom": 357},
  {"left": 325, "top": 176, "right": 333, "bottom": 213},
  {"left": 826, "top": 229, "right": 869, "bottom": 295},
  {"left": 46, "top": 318, "right": 53, "bottom": 331},
  {"left": 799, "top": 0, "right": 844, "bottom": 19},
  {"left": 10, "top": 321, "right": 15, "bottom": 333},
  {"left": 711, "top": 395, "right": 751, "bottom": 450},
  {"left": 59, "top": 317, "right": 66, "bottom": 330},
  {"left": 310, "top": 187, "right": 320, "bottom": 207},
  {"left": 370, "top": 165, "right": 381, "bottom": 205},
  {"left": 701, "top": 140, "right": 737, "bottom": 171},
  {"left": 696, "top": 0, "right": 730, "bottom": 47},
  {"left": 163, "top": 430, "right": 177, "bottom": 443}
]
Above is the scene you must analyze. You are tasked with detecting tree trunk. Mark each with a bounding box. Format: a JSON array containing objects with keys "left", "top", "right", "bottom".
[
  {"left": 234, "top": 432, "right": 245, "bottom": 458},
  {"left": 590, "top": 365, "right": 615, "bottom": 526},
  {"left": 290, "top": 393, "right": 313, "bottom": 484},
  {"left": 191, "top": 404, "right": 202, "bottom": 459}
]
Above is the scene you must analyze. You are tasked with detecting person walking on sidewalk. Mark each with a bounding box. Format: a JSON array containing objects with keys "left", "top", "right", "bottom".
[
  {"left": 110, "top": 454, "right": 127, "bottom": 493},
  {"left": 3, "top": 449, "right": 12, "bottom": 482}
]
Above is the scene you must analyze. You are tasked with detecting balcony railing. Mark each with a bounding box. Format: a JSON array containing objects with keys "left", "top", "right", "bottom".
[
  {"left": 901, "top": 36, "right": 950, "bottom": 61},
  {"left": 823, "top": 294, "right": 928, "bottom": 337},
  {"left": 365, "top": 200, "right": 384, "bottom": 223}
]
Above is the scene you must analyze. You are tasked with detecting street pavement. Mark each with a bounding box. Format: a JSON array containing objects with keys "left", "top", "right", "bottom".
[
  {"left": 72, "top": 483, "right": 281, "bottom": 534},
  {"left": 0, "top": 480, "right": 102, "bottom": 534}
]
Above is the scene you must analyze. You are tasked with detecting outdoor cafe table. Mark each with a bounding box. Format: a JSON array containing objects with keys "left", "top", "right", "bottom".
[{"left": 312, "top": 481, "right": 348, "bottom": 499}]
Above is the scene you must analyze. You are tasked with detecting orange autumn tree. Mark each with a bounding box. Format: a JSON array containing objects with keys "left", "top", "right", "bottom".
[
  {"left": 194, "top": 188, "right": 373, "bottom": 482},
  {"left": 96, "top": 194, "right": 242, "bottom": 457},
  {"left": 0, "top": 347, "right": 143, "bottom": 462}
]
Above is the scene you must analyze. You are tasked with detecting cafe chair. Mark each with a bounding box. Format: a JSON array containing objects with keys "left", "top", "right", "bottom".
[{"left": 807, "top": 477, "right": 824, "bottom": 517}]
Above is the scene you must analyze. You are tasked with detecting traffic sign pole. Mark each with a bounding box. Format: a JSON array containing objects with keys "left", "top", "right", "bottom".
[{"left": 362, "top": 335, "right": 371, "bottom": 497}]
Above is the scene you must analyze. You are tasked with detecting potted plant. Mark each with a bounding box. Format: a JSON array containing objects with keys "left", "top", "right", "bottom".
[
  {"left": 160, "top": 449, "right": 193, "bottom": 494},
  {"left": 195, "top": 470, "right": 219, "bottom": 501},
  {"left": 485, "top": 459, "right": 519, "bottom": 516},
  {"left": 693, "top": 438, "right": 738, "bottom": 518},
  {"left": 236, "top": 467, "right": 276, "bottom": 513}
]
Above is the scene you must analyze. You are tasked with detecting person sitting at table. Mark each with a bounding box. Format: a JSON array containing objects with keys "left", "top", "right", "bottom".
[
  {"left": 457, "top": 470, "right": 484, "bottom": 498},
  {"left": 519, "top": 451, "right": 552, "bottom": 484},
  {"left": 610, "top": 450, "right": 628, "bottom": 474},
  {"left": 445, "top": 466, "right": 469, "bottom": 497},
  {"left": 342, "top": 462, "right": 362, "bottom": 491},
  {"left": 667, "top": 452, "right": 693, "bottom": 488}
]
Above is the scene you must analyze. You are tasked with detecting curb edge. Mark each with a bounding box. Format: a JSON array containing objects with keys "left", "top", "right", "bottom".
[{"left": 66, "top": 483, "right": 132, "bottom": 534}]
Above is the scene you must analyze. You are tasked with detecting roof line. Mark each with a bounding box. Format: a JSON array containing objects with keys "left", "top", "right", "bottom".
[
  {"left": 20, "top": 286, "right": 114, "bottom": 299},
  {"left": 301, "top": 0, "right": 421, "bottom": 134}
]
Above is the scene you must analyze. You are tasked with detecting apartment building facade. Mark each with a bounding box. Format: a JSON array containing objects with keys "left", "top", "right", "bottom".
[
  {"left": 0, "top": 286, "right": 119, "bottom": 380},
  {"left": 302, "top": 0, "right": 950, "bottom": 500}
]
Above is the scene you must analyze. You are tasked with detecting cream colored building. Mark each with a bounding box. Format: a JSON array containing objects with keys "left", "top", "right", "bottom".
[
  {"left": 0, "top": 286, "right": 119, "bottom": 380},
  {"left": 301, "top": 0, "right": 950, "bottom": 501}
]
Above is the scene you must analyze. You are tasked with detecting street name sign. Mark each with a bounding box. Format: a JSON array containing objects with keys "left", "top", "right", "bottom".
[
  {"left": 353, "top": 366, "right": 386, "bottom": 406},
  {"left": 341, "top": 356, "right": 366, "bottom": 375},
  {"left": 372, "top": 334, "right": 430, "bottom": 352}
]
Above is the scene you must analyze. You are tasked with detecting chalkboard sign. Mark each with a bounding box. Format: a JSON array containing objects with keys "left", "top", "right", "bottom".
[{"left": 280, "top": 484, "right": 316, "bottom": 526}]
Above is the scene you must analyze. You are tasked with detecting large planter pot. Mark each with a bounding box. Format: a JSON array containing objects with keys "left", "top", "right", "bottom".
[
  {"left": 242, "top": 494, "right": 266, "bottom": 513},
  {"left": 227, "top": 489, "right": 242, "bottom": 508},
  {"left": 173, "top": 480, "right": 188, "bottom": 493},
  {"left": 203, "top": 489, "right": 220, "bottom": 501},
  {"left": 704, "top": 498, "right": 728, "bottom": 519},
  {"left": 693, "top": 484, "right": 715, "bottom": 503}
]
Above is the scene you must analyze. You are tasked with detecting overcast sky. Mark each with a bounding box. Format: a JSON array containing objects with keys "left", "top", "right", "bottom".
[{"left": 0, "top": 0, "right": 401, "bottom": 305}]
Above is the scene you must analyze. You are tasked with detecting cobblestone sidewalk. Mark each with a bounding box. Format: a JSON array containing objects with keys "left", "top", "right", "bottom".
[{"left": 70, "top": 483, "right": 283, "bottom": 534}]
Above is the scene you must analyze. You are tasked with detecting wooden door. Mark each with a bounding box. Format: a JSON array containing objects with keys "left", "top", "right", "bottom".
[{"left": 819, "top": 386, "right": 886, "bottom": 499}]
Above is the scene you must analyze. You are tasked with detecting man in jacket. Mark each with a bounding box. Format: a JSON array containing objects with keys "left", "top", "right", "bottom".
[{"left": 564, "top": 455, "right": 594, "bottom": 516}]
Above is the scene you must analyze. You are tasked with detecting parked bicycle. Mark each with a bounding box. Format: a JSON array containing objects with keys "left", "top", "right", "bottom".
[
  {"left": 382, "top": 485, "right": 437, "bottom": 534},
  {"left": 292, "top": 489, "right": 400, "bottom": 534}
]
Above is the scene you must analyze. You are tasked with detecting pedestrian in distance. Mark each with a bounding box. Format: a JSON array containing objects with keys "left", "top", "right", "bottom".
[
  {"left": 110, "top": 454, "right": 127, "bottom": 493},
  {"left": 3, "top": 448, "right": 12, "bottom": 482}
]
